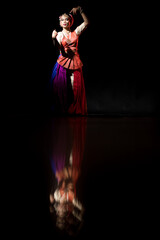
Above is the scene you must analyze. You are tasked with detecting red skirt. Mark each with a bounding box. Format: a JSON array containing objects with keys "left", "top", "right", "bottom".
[
  {"left": 52, "top": 63, "right": 87, "bottom": 115},
  {"left": 68, "top": 68, "right": 87, "bottom": 115}
]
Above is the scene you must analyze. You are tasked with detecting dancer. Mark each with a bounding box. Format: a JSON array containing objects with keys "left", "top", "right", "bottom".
[{"left": 51, "top": 6, "right": 89, "bottom": 115}]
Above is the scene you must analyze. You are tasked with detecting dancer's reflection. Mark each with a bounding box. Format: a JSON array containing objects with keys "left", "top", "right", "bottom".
[{"left": 49, "top": 117, "right": 87, "bottom": 235}]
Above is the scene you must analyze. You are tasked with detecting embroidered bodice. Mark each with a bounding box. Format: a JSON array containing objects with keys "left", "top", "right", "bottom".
[{"left": 56, "top": 23, "right": 86, "bottom": 70}]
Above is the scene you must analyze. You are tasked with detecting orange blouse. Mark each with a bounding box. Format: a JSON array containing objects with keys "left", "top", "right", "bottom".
[{"left": 57, "top": 31, "right": 83, "bottom": 70}]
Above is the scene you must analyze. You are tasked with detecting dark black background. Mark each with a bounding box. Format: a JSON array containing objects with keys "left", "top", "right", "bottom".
[
  {"left": 3, "top": 1, "right": 159, "bottom": 238},
  {"left": 5, "top": 0, "right": 159, "bottom": 116}
]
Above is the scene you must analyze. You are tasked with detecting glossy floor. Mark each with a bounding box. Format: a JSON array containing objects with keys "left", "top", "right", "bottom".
[{"left": 7, "top": 116, "right": 159, "bottom": 238}]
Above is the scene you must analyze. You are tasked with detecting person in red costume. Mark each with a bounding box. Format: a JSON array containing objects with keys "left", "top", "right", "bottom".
[{"left": 51, "top": 6, "right": 89, "bottom": 115}]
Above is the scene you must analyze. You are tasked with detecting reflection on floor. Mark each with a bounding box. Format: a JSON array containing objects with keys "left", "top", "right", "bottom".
[
  {"left": 48, "top": 118, "right": 86, "bottom": 237},
  {"left": 7, "top": 116, "right": 159, "bottom": 238}
]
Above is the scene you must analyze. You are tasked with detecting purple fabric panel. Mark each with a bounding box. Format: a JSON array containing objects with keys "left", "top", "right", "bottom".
[{"left": 53, "top": 64, "right": 68, "bottom": 112}]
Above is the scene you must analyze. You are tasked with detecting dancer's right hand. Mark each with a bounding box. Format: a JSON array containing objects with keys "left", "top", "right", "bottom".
[{"left": 52, "top": 29, "right": 58, "bottom": 38}]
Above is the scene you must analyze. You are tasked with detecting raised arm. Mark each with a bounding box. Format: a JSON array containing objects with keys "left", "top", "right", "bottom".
[{"left": 70, "top": 6, "right": 90, "bottom": 27}]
